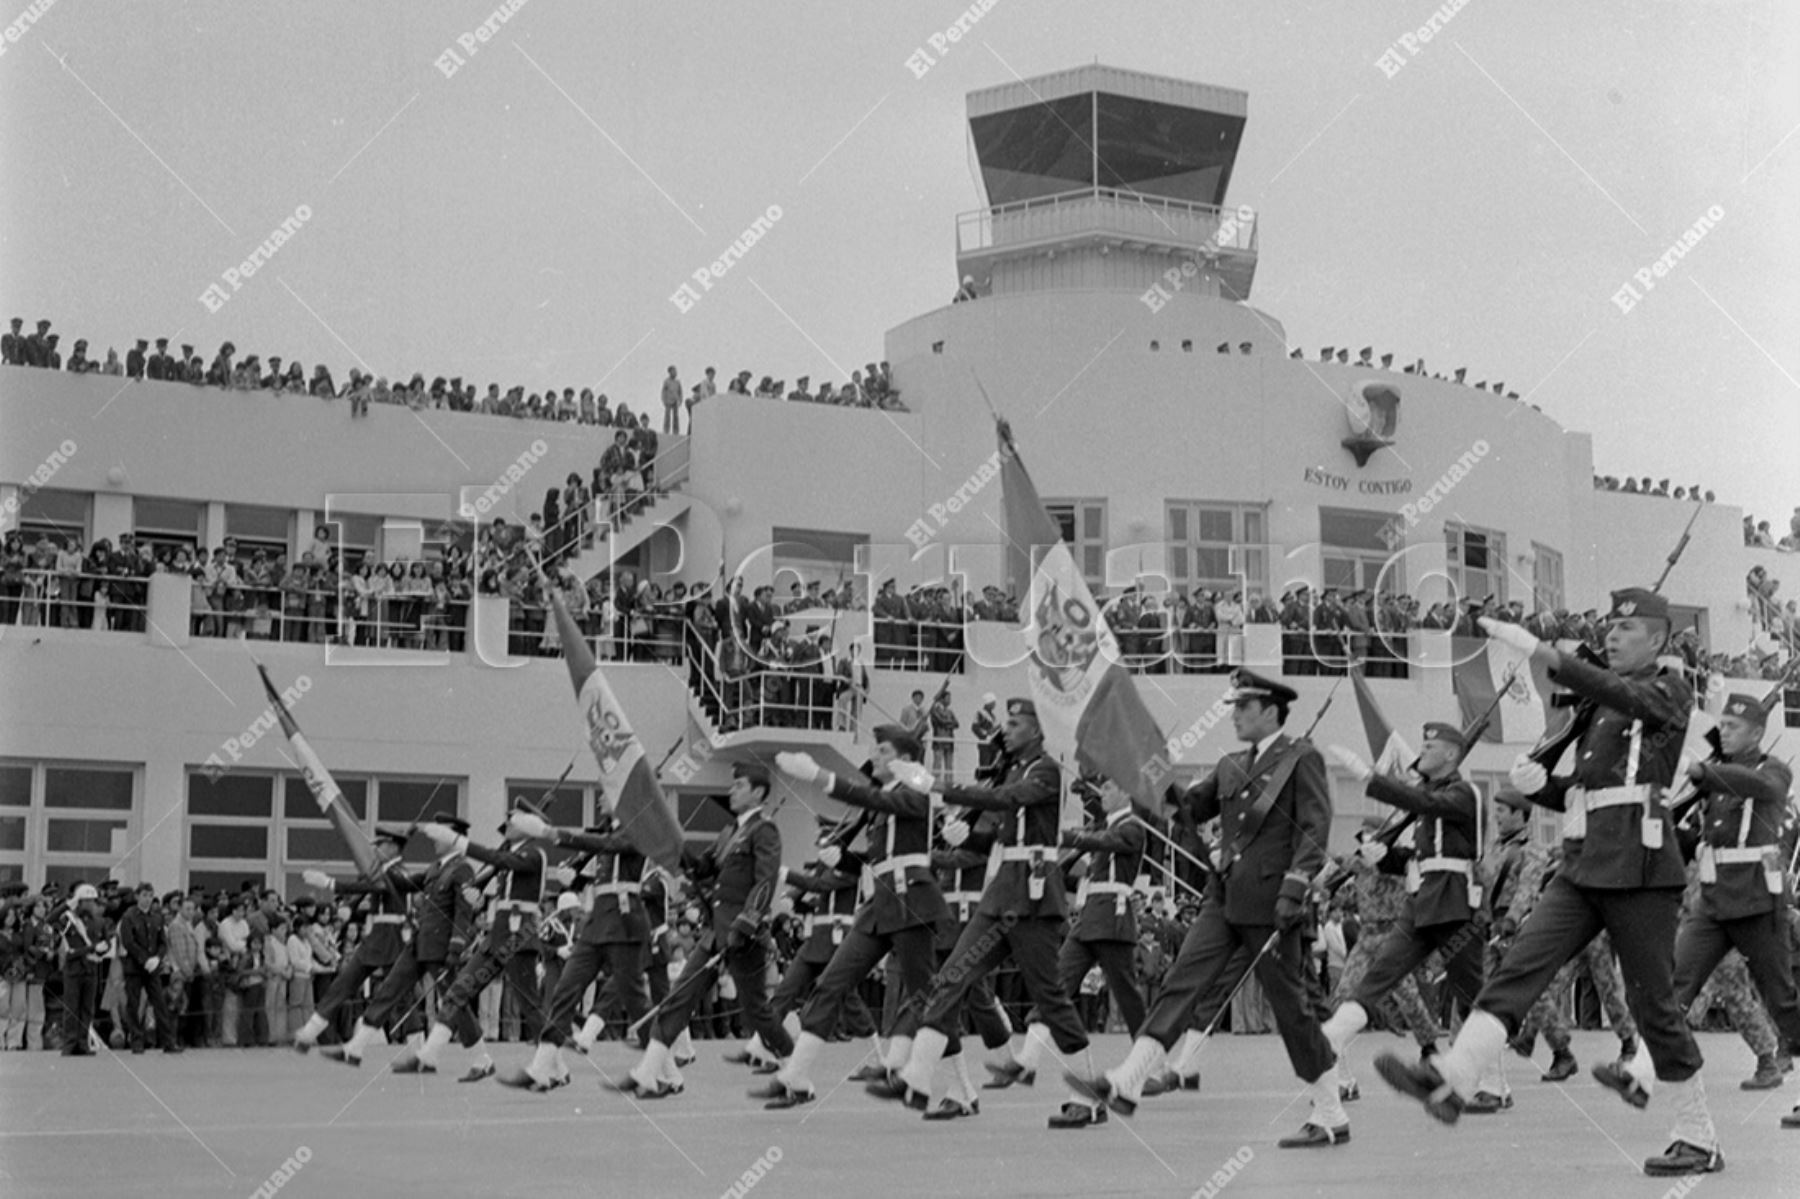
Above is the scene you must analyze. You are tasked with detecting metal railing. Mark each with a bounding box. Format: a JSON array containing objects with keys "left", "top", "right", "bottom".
[
  {"left": 957, "top": 186, "right": 1257, "bottom": 257},
  {"left": 688, "top": 624, "right": 860, "bottom": 734},
  {"left": 1, "top": 567, "right": 150, "bottom": 631}
]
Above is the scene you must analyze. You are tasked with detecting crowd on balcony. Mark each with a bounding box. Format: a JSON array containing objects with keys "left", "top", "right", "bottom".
[
  {"left": 1742, "top": 509, "right": 1800, "bottom": 551},
  {"left": 1593, "top": 474, "right": 1720, "bottom": 504},
  {"left": 1286, "top": 345, "right": 1536, "bottom": 406}
]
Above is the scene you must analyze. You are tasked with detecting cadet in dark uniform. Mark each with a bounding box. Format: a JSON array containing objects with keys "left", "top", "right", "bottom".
[
  {"left": 757, "top": 728, "right": 950, "bottom": 1110},
  {"left": 767, "top": 831, "right": 875, "bottom": 1049},
  {"left": 293, "top": 826, "right": 414, "bottom": 1051},
  {"left": 1322, "top": 724, "right": 1501, "bottom": 1108},
  {"left": 58, "top": 884, "right": 108, "bottom": 1055},
  {"left": 931, "top": 814, "right": 1023, "bottom": 1092},
  {"left": 615, "top": 762, "right": 787, "bottom": 1098},
  {"left": 1070, "top": 670, "right": 1344, "bottom": 1148},
  {"left": 119, "top": 882, "right": 182, "bottom": 1054},
  {"left": 502, "top": 805, "right": 649, "bottom": 1091},
  {"left": 1378, "top": 589, "right": 1723, "bottom": 1177},
  {"left": 867, "top": 699, "right": 1094, "bottom": 1130},
  {"left": 321, "top": 817, "right": 479, "bottom": 1066},
  {"left": 398, "top": 806, "right": 553, "bottom": 1080},
  {"left": 1670, "top": 692, "right": 1800, "bottom": 1126}
]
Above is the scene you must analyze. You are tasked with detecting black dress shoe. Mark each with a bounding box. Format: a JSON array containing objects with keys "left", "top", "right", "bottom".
[
  {"left": 1064, "top": 1072, "right": 1135, "bottom": 1117},
  {"left": 748, "top": 1080, "right": 814, "bottom": 1109},
  {"left": 1540, "top": 1051, "right": 1577, "bottom": 1082},
  {"left": 846, "top": 1063, "right": 888, "bottom": 1083},
  {"left": 1140, "top": 1070, "right": 1177, "bottom": 1097},
  {"left": 1339, "top": 1079, "right": 1361, "bottom": 1102},
  {"left": 1642, "top": 1140, "right": 1723, "bottom": 1177},
  {"left": 318, "top": 1045, "right": 360, "bottom": 1067},
  {"left": 750, "top": 1060, "right": 780, "bottom": 1076},
  {"left": 923, "top": 1098, "right": 979, "bottom": 1121},
  {"left": 1046, "top": 1102, "right": 1105, "bottom": 1129},
  {"left": 1590, "top": 1061, "right": 1649, "bottom": 1110},
  {"left": 390, "top": 1054, "right": 435, "bottom": 1075},
  {"left": 982, "top": 1061, "right": 1035, "bottom": 1089},
  {"left": 1373, "top": 1051, "right": 1462, "bottom": 1125},
  {"left": 1463, "top": 1090, "right": 1513, "bottom": 1114},
  {"left": 1277, "top": 1122, "right": 1351, "bottom": 1148},
  {"left": 864, "top": 1072, "right": 928, "bottom": 1111},
  {"left": 458, "top": 1062, "right": 497, "bottom": 1083},
  {"left": 605, "top": 1075, "right": 681, "bottom": 1099},
  {"left": 162, "top": 1045, "right": 184, "bottom": 1055},
  {"left": 722, "top": 1050, "right": 755, "bottom": 1065},
  {"left": 1781, "top": 1106, "right": 1800, "bottom": 1129}
]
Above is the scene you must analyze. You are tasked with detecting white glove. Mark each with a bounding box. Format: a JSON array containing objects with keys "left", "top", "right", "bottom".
[
  {"left": 508, "top": 811, "right": 554, "bottom": 841},
  {"left": 1479, "top": 617, "right": 1540, "bottom": 656},
  {"left": 1327, "top": 745, "right": 1372, "bottom": 782},
  {"left": 941, "top": 817, "right": 970, "bottom": 848},
  {"left": 417, "top": 822, "right": 461, "bottom": 851},
  {"left": 889, "top": 760, "right": 935, "bottom": 792},
  {"left": 144, "top": 956, "right": 162, "bottom": 973},
  {"left": 549, "top": 864, "right": 577, "bottom": 887},
  {"left": 460, "top": 886, "right": 484, "bottom": 909},
  {"left": 1357, "top": 840, "right": 1388, "bottom": 866},
  {"left": 95, "top": 939, "right": 112, "bottom": 956},
  {"left": 818, "top": 845, "right": 843, "bottom": 869},
  {"left": 557, "top": 945, "right": 572, "bottom": 961},
  {"left": 775, "top": 751, "right": 821, "bottom": 783},
  {"left": 1508, "top": 754, "right": 1547, "bottom": 795},
  {"left": 303, "top": 869, "right": 334, "bottom": 890}
]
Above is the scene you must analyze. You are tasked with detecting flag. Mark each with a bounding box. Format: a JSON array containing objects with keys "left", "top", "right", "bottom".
[
  {"left": 998, "top": 419, "right": 1168, "bottom": 806},
  {"left": 547, "top": 588, "right": 685, "bottom": 871},
  {"left": 1350, "top": 666, "right": 1414, "bottom": 776},
  {"left": 256, "top": 664, "right": 384, "bottom": 881},
  {"left": 1451, "top": 637, "right": 1551, "bottom": 745}
]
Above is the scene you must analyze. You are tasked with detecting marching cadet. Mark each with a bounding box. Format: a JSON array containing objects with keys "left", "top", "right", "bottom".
[
  {"left": 320, "top": 815, "right": 479, "bottom": 1067},
  {"left": 614, "top": 762, "right": 787, "bottom": 1098},
  {"left": 293, "top": 826, "right": 414, "bottom": 1052},
  {"left": 764, "top": 826, "right": 876, "bottom": 1056},
  {"left": 1669, "top": 691, "right": 1800, "bottom": 1125},
  {"left": 1068, "top": 670, "right": 1344, "bottom": 1148},
  {"left": 398, "top": 802, "right": 556, "bottom": 1080},
  {"left": 1379, "top": 589, "right": 1723, "bottom": 1177},
  {"left": 757, "top": 728, "right": 951, "bottom": 1111},
  {"left": 926, "top": 814, "right": 1023, "bottom": 1094},
  {"left": 500, "top": 805, "right": 650, "bottom": 1091},
  {"left": 865, "top": 699, "right": 1092, "bottom": 1129},
  {"left": 1516, "top": 906, "right": 1638, "bottom": 1080},
  {"left": 1324, "top": 723, "right": 1501, "bottom": 1111},
  {"left": 58, "top": 884, "right": 108, "bottom": 1056}
]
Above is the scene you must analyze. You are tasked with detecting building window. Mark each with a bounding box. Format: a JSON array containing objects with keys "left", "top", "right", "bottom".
[
  {"left": 1532, "top": 543, "right": 1564, "bottom": 614},
  {"left": 1445, "top": 523, "right": 1507, "bottom": 606},
  {"left": 134, "top": 497, "right": 205, "bottom": 561},
  {"left": 0, "top": 760, "right": 140, "bottom": 888},
  {"left": 15, "top": 487, "right": 89, "bottom": 547},
  {"left": 1166, "top": 501, "right": 1268, "bottom": 598},
  {"left": 1044, "top": 499, "right": 1107, "bottom": 590},
  {"left": 1319, "top": 507, "right": 1406, "bottom": 595},
  {"left": 771, "top": 527, "right": 870, "bottom": 595},
  {"left": 225, "top": 504, "right": 292, "bottom": 564}
]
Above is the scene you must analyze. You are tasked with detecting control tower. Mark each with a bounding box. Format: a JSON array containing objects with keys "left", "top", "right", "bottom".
[{"left": 956, "top": 64, "right": 1257, "bottom": 302}]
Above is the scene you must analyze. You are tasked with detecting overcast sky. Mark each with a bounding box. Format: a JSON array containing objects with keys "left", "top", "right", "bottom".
[{"left": 3, "top": 1, "right": 1794, "bottom": 523}]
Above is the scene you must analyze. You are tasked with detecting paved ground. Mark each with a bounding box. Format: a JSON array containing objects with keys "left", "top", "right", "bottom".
[{"left": 0, "top": 1030, "right": 1791, "bottom": 1198}]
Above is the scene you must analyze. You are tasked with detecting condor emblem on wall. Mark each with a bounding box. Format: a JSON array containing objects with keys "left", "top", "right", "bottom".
[{"left": 1342, "top": 381, "right": 1401, "bottom": 467}]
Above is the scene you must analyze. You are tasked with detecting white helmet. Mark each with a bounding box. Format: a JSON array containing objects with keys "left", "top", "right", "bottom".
[
  {"left": 72, "top": 883, "right": 100, "bottom": 902},
  {"left": 555, "top": 891, "right": 583, "bottom": 913}
]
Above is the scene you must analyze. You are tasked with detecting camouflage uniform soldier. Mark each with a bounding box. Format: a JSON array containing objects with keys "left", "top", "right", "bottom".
[
  {"left": 1335, "top": 830, "right": 1442, "bottom": 1054},
  {"left": 1689, "top": 950, "right": 1782, "bottom": 1086}
]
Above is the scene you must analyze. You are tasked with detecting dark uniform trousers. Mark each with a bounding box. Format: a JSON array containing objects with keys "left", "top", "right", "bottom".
[
  {"left": 800, "top": 925, "right": 942, "bottom": 1048},
  {"left": 1349, "top": 909, "right": 1485, "bottom": 1017},
  {"left": 61, "top": 964, "right": 97, "bottom": 1048},
  {"left": 655, "top": 935, "right": 787, "bottom": 1055},
  {"left": 771, "top": 953, "right": 877, "bottom": 1040},
  {"left": 544, "top": 942, "right": 647, "bottom": 1046},
  {"left": 361, "top": 946, "right": 482, "bottom": 1047},
  {"left": 921, "top": 914, "right": 1085, "bottom": 1056},
  {"left": 1477, "top": 876, "right": 1701, "bottom": 1080},
  {"left": 439, "top": 930, "right": 544, "bottom": 1047},
  {"left": 1142, "top": 907, "right": 1333, "bottom": 1082},
  {"left": 122, "top": 970, "right": 178, "bottom": 1050},
  {"left": 1055, "top": 937, "right": 1147, "bottom": 1036},
  {"left": 1673, "top": 910, "right": 1800, "bottom": 1052},
  {"left": 314, "top": 944, "right": 387, "bottom": 1023}
]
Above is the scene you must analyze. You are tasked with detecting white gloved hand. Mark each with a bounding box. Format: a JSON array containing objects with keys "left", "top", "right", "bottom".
[
  {"left": 889, "top": 761, "right": 935, "bottom": 792},
  {"left": 941, "top": 817, "right": 970, "bottom": 848},
  {"left": 94, "top": 939, "right": 112, "bottom": 957},
  {"left": 1327, "top": 745, "right": 1372, "bottom": 782},
  {"left": 508, "top": 811, "right": 554, "bottom": 841},
  {"left": 549, "top": 864, "right": 577, "bottom": 887},
  {"left": 460, "top": 886, "right": 484, "bottom": 909},
  {"left": 818, "top": 845, "right": 843, "bottom": 869},
  {"left": 302, "top": 869, "right": 334, "bottom": 890},
  {"left": 1479, "top": 617, "right": 1540, "bottom": 656},
  {"left": 557, "top": 945, "right": 572, "bottom": 961},
  {"left": 1508, "top": 754, "right": 1548, "bottom": 795},
  {"left": 417, "top": 822, "right": 461, "bottom": 850},
  {"left": 1357, "top": 840, "right": 1388, "bottom": 866},
  {"left": 775, "top": 751, "right": 821, "bottom": 783},
  {"left": 144, "top": 956, "right": 162, "bottom": 973}
]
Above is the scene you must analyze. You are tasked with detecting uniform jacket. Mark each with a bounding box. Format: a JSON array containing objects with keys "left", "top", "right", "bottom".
[
  {"left": 1065, "top": 808, "right": 1146, "bottom": 943},
  {"left": 464, "top": 838, "right": 550, "bottom": 951},
  {"left": 784, "top": 862, "right": 861, "bottom": 963},
  {"left": 1522, "top": 657, "right": 1691, "bottom": 890},
  {"left": 1365, "top": 770, "right": 1480, "bottom": 927},
  {"left": 59, "top": 908, "right": 107, "bottom": 975},
  {"left": 411, "top": 853, "right": 478, "bottom": 963},
  {"left": 1690, "top": 748, "right": 1794, "bottom": 920},
  {"left": 118, "top": 906, "right": 169, "bottom": 975},
  {"left": 1182, "top": 733, "right": 1331, "bottom": 925},
  {"left": 686, "top": 809, "right": 781, "bottom": 944},
  {"left": 824, "top": 771, "right": 950, "bottom": 934},
  {"left": 558, "top": 827, "right": 650, "bottom": 946},
  {"left": 940, "top": 751, "right": 1066, "bottom": 921},
  {"left": 333, "top": 857, "right": 417, "bottom": 966}
]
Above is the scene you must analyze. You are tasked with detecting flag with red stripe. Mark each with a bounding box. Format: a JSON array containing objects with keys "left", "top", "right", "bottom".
[
  {"left": 1350, "top": 666, "right": 1413, "bottom": 775},
  {"left": 256, "top": 664, "right": 384, "bottom": 881},
  {"left": 998, "top": 419, "right": 1168, "bottom": 805},
  {"left": 1451, "top": 637, "right": 1551, "bottom": 744}
]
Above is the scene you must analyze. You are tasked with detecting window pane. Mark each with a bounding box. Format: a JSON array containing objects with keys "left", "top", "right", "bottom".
[
  {"left": 1323, "top": 556, "right": 1357, "bottom": 590},
  {"left": 0, "top": 765, "right": 30, "bottom": 807},
  {"left": 188, "top": 869, "right": 266, "bottom": 897},
  {"left": 225, "top": 504, "right": 290, "bottom": 541},
  {"left": 45, "top": 864, "right": 113, "bottom": 890},
  {"left": 1167, "top": 507, "right": 1187, "bottom": 542},
  {"left": 677, "top": 794, "right": 732, "bottom": 836},
  {"left": 1464, "top": 532, "right": 1489, "bottom": 569},
  {"left": 189, "top": 773, "right": 273, "bottom": 818},
  {"left": 0, "top": 863, "right": 21, "bottom": 884},
  {"left": 1194, "top": 548, "right": 1230, "bottom": 579},
  {"left": 46, "top": 818, "right": 127, "bottom": 853},
  {"left": 17, "top": 487, "right": 88, "bottom": 529},
  {"left": 1319, "top": 508, "right": 1391, "bottom": 551},
  {"left": 284, "top": 776, "right": 367, "bottom": 820},
  {"left": 1169, "top": 546, "right": 1188, "bottom": 580},
  {"left": 189, "top": 824, "right": 269, "bottom": 859},
  {"left": 45, "top": 768, "right": 133, "bottom": 811},
  {"left": 0, "top": 815, "right": 25, "bottom": 851},
  {"left": 286, "top": 826, "right": 357, "bottom": 863},
  {"left": 1081, "top": 505, "right": 1103, "bottom": 540},
  {"left": 1243, "top": 509, "right": 1264, "bottom": 542},
  {"left": 377, "top": 779, "right": 461, "bottom": 827},
  {"left": 1082, "top": 546, "right": 1103, "bottom": 580},
  {"left": 134, "top": 498, "right": 203, "bottom": 535},
  {"left": 1196, "top": 510, "right": 1232, "bottom": 542}
]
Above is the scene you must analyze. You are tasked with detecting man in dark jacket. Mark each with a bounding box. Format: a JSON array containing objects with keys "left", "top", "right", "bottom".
[{"left": 119, "top": 882, "right": 182, "bottom": 1053}]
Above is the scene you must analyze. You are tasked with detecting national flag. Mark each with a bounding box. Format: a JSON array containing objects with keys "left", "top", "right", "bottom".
[
  {"left": 1451, "top": 636, "right": 1551, "bottom": 745},
  {"left": 256, "top": 664, "right": 384, "bottom": 881},
  {"left": 546, "top": 588, "right": 685, "bottom": 871},
  {"left": 1350, "top": 666, "right": 1414, "bottom": 776},
  {"left": 997, "top": 418, "right": 1168, "bottom": 807}
]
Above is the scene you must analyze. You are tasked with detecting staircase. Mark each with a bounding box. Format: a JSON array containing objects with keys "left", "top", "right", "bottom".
[{"left": 559, "top": 488, "right": 693, "bottom": 581}]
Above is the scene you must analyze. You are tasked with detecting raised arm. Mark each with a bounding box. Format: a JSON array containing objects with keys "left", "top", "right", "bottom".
[
  {"left": 1366, "top": 774, "right": 1478, "bottom": 822},
  {"left": 940, "top": 757, "right": 1058, "bottom": 812}
]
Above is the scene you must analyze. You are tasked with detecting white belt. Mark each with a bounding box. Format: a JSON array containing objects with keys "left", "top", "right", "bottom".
[
  {"left": 1698, "top": 843, "right": 1781, "bottom": 890},
  {"left": 1562, "top": 784, "right": 1651, "bottom": 839},
  {"left": 1406, "top": 855, "right": 1472, "bottom": 892},
  {"left": 1077, "top": 879, "right": 1132, "bottom": 915},
  {"left": 368, "top": 914, "right": 406, "bottom": 925},
  {"left": 861, "top": 853, "right": 932, "bottom": 901},
  {"left": 592, "top": 881, "right": 640, "bottom": 912},
  {"left": 945, "top": 889, "right": 981, "bottom": 921},
  {"left": 492, "top": 899, "right": 539, "bottom": 913}
]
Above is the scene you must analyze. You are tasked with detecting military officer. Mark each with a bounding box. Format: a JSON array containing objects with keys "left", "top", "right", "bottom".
[
  {"left": 58, "top": 884, "right": 108, "bottom": 1055},
  {"left": 292, "top": 826, "right": 414, "bottom": 1051}
]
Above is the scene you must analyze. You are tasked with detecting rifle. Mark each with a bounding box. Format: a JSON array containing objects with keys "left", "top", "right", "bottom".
[
  {"left": 1652, "top": 496, "right": 1705, "bottom": 594},
  {"left": 466, "top": 757, "right": 580, "bottom": 891}
]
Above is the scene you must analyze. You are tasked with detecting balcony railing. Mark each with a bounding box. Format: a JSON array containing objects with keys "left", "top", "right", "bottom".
[{"left": 957, "top": 186, "right": 1257, "bottom": 258}]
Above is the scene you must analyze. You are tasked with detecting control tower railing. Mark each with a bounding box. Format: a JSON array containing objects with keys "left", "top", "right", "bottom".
[{"left": 956, "top": 186, "right": 1257, "bottom": 257}]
